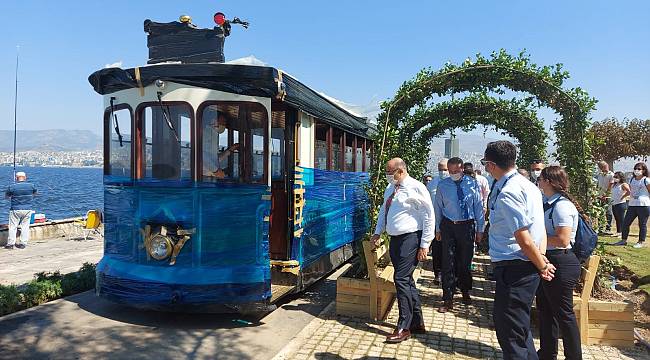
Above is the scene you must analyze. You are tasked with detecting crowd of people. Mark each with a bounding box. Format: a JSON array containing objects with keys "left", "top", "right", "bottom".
[{"left": 373, "top": 140, "right": 650, "bottom": 359}]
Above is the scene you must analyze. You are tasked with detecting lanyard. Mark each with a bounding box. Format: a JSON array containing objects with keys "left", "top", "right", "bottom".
[{"left": 489, "top": 172, "right": 518, "bottom": 211}]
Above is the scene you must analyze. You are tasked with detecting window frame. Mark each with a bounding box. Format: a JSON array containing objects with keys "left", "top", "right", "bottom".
[
  {"left": 196, "top": 100, "right": 270, "bottom": 184},
  {"left": 103, "top": 103, "right": 134, "bottom": 177},
  {"left": 134, "top": 101, "right": 196, "bottom": 181}
]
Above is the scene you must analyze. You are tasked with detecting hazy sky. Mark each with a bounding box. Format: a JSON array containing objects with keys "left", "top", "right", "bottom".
[{"left": 1, "top": 1, "right": 648, "bottom": 137}]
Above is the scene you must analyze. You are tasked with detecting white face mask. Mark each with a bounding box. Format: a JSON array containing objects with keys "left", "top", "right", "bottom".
[
  {"left": 450, "top": 173, "right": 463, "bottom": 181},
  {"left": 386, "top": 174, "right": 398, "bottom": 185},
  {"left": 439, "top": 170, "right": 449, "bottom": 179},
  {"left": 532, "top": 170, "right": 542, "bottom": 178},
  {"left": 634, "top": 169, "right": 643, "bottom": 177},
  {"left": 613, "top": 178, "right": 620, "bottom": 183}
]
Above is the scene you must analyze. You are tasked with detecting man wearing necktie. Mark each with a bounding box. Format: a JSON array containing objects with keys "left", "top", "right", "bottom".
[
  {"left": 371, "top": 158, "right": 435, "bottom": 343},
  {"left": 433, "top": 157, "right": 485, "bottom": 312}
]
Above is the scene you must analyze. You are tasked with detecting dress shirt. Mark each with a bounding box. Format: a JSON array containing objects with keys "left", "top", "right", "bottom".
[
  {"left": 488, "top": 170, "right": 546, "bottom": 262},
  {"left": 544, "top": 193, "right": 578, "bottom": 250},
  {"left": 434, "top": 175, "right": 485, "bottom": 233},
  {"left": 426, "top": 175, "right": 443, "bottom": 201},
  {"left": 375, "top": 175, "right": 435, "bottom": 248},
  {"left": 596, "top": 171, "right": 614, "bottom": 195},
  {"left": 475, "top": 174, "right": 491, "bottom": 208}
]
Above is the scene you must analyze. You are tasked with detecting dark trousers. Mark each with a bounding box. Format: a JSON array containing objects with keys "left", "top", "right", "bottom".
[
  {"left": 612, "top": 202, "right": 628, "bottom": 233},
  {"left": 622, "top": 205, "right": 650, "bottom": 243},
  {"left": 389, "top": 231, "right": 423, "bottom": 330},
  {"left": 430, "top": 240, "right": 442, "bottom": 276},
  {"left": 494, "top": 260, "right": 540, "bottom": 360},
  {"left": 536, "top": 250, "right": 582, "bottom": 360},
  {"left": 441, "top": 218, "right": 475, "bottom": 301}
]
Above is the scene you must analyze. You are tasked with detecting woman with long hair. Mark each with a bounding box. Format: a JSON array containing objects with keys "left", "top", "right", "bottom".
[
  {"left": 616, "top": 162, "right": 650, "bottom": 248},
  {"left": 536, "top": 166, "right": 583, "bottom": 360},
  {"left": 611, "top": 171, "right": 630, "bottom": 236}
]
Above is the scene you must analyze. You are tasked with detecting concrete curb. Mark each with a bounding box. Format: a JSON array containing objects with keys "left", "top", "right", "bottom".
[{"left": 271, "top": 300, "right": 336, "bottom": 360}]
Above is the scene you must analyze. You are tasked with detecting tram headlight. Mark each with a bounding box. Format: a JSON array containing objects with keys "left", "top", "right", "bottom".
[{"left": 147, "top": 234, "right": 173, "bottom": 260}]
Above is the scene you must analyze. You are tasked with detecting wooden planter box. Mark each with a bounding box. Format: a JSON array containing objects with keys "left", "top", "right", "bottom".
[
  {"left": 336, "top": 270, "right": 395, "bottom": 320},
  {"left": 575, "top": 300, "right": 635, "bottom": 347}
]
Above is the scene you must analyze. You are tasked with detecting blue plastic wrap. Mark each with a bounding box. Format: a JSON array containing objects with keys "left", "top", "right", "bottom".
[
  {"left": 97, "top": 177, "right": 271, "bottom": 309},
  {"left": 293, "top": 168, "right": 369, "bottom": 266}
]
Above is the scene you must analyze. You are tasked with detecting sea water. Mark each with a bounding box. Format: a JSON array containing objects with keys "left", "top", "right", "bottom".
[{"left": 0, "top": 167, "right": 103, "bottom": 224}]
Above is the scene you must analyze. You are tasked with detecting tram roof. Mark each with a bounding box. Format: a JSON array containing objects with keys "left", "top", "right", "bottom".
[{"left": 88, "top": 63, "right": 373, "bottom": 138}]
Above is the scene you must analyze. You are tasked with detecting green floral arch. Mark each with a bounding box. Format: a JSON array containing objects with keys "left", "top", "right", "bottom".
[
  {"left": 405, "top": 94, "right": 547, "bottom": 169},
  {"left": 372, "top": 50, "right": 597, "bottom": 210}
]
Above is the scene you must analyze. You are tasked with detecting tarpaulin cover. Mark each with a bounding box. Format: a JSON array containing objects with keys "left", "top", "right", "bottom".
[
  {"left": 144, "top": 20, "right": 226, "bottom": 64},
  {"left": 88, "top": 64, "right": 370, "bottom": 138},
  {"left": 96, "top": 177, "right": 271, "bottom": 309},
  {"left": 293, "top": 168, "right": 369, "bottom": 266}
]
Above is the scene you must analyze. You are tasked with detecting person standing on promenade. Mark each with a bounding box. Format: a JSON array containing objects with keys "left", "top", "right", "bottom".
[
  {"left": 610, "top": 171, "right": 630, "bottom": 237},
  {"left": 4, "top": 171, "right": 37, "bottom": 249},
  {"left": 616, "top": 162, "right": 650, "bottom": 248},
  {"left": 475, "top": 169, "right": 491, "bottom": 213},
  {"left": 426, "top": 158, "right": 448, "bottom": 285},
  {"left": 372, "top": 158, "right": 435, "bottom": 343},
  {"left": 536, "top": 166, "right": 583, "bottom": 360},
  {"left": 596, "top": 160, "right": 615, "bottom": 234},
  {"left": 530, "top": 159, "right": 545, "bottom": 186},
  {"left": 481, "top": 141, "right": 555, "bottom": 359},
  {"left": 434, "top": 157, "right": 485, "bottom": 312}
]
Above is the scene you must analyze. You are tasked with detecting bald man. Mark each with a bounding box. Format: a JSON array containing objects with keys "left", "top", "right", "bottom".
[{"left": 372, "top": 158, "right": 435, "bottom": 342}]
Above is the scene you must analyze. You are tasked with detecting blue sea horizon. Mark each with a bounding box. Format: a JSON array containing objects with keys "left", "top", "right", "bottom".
[{"left": 0, "top": 166, "right": 103, "bottom": 225}]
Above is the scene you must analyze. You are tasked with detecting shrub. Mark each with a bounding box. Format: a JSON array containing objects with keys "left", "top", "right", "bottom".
[
  {"left": 22, "top": 280, "right": 63, "bottom": 307},
  {"left": 0, "top": 285, "right": 24, "bottom": 316}
]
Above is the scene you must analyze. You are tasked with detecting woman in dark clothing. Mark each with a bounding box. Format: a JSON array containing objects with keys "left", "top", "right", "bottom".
[{"left": 536, "top": 166, "right": 583, "bottom": 360}]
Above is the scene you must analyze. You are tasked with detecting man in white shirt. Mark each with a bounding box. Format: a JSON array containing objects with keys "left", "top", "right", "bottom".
[
  {"left": 372, "top": 158, "right": 435, "bottom": 343},
  {"left": 596, "top": 160, "right": 614, "bottom": 233},
  {"left": 475, "top": 169, "right": 491, "bottom": 211}
]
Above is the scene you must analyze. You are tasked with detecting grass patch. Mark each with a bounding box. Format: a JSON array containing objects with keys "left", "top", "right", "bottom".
[
  {"left": 599, "top": 235, "right": 650, "bottom": 292},
  {"left": 0, "top": 262, "right": 96, "bottom": 317}
]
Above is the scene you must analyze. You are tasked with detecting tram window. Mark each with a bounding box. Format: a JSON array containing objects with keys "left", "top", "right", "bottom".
[
  {"left": 271, "top": 111, "right": 285, "bottom": 180},
  {"left": 106, "top": 108, "right": 132, "bottom": 177},
  {"left": 314, "top": 123, "right": 328, "bottom": 170},
  {"left": 332, "top": 128, "right": 343, "bottom": 172},
  {"left": 355, "top": 137, "right": 363, "bottom": 172},
  {"left": 345, "top": 134, "right": 354, "bottom": 172},
  {"left": 201, "top": 102, "right": 268, "bottom": 183},
  {"left": 141, "top": 104, "right": 192, "bottom": 180}
]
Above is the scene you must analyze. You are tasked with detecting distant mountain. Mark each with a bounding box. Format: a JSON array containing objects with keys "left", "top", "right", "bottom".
[{"left": 0, "top": 130, "right": 101, "bottom": 152}]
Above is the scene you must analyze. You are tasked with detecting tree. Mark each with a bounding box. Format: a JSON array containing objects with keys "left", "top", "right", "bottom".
[{"left": 589, "top": 117, "right": 650, "bottom": 167}]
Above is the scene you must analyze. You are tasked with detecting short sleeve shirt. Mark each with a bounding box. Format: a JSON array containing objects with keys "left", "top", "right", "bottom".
[
  {"left": 597, "top": 171, "right": 614, "bottom": 195},
  {"left": 488, "top": 170, "right": 546, "bottom": 262},
  {"left": 544, "top": 194, "right": 578, "bottom": 250}
]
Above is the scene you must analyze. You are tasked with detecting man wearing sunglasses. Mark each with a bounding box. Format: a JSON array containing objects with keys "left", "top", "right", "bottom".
[{"left": 481, "top": 141, "right": 555, "bottom": 359}]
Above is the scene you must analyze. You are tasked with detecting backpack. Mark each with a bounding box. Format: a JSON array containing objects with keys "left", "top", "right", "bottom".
[{"left": 548, "top": 198, "right": 598, "bottom": 262}]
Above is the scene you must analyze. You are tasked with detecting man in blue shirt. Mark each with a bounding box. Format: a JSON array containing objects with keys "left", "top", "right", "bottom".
[
  {"left": 426, "top": 158, "right": 448, "bottom": 285},
  {"left": 5, "top": 171, "right": 37, "bottom": 249},
  {"left": 434, "top": 157, "right": 484, "bottom": 312},
  {"left": 481, "top": 141, "right": 555, "bottom": 360}
]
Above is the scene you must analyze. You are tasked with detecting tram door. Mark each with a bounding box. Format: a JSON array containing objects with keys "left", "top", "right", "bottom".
[{"left": 268, "top": 106, "right": 291, "bottom": 259}]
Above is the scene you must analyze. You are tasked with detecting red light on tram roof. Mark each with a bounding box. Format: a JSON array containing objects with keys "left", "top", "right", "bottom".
[{"left": 214, "top": 12, "right": 226, "bottom": 26}]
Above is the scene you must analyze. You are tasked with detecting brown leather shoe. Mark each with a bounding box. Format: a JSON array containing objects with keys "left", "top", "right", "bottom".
[
  {"left": 410, "top": 323, "right": 426, "bottom": 334},
  {"left": 386, "top": 328, "right": 411, "bottom": 343},
  {"left": 462, "top": 292, "right": 472, "bottom": 305},
  {"left": 437, "top": 300, "right": 453, "bottom": 313}
]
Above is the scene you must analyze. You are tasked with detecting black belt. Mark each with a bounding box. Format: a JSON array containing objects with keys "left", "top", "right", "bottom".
[
  {"left": 492, "top": 259, "right": 531, "bottom": 267},
  {"left": 442, "top": 217, "right": 475, "bottom": 225},
  {"left": 547, "top": 248, "right": 571, "bottom": 254}
]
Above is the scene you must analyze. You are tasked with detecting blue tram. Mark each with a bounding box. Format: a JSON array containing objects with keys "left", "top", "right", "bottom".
[{"left": 88, "top": 15, "right": 373, "bottom": 311}]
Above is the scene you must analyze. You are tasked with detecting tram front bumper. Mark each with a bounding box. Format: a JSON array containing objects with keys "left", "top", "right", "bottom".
[{"left": 95, "top": 256, "right": 272, "bottom": 311}]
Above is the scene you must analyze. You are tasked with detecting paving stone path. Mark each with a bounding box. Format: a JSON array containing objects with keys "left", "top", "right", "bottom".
[
  {"left": 0, "top": 233, "right": 103, "bottom": 285},
  {"left": 274, "top": 256, "right": 649, "bottom": 360}
]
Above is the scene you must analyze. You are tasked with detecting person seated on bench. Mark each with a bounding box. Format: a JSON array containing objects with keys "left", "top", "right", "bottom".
[
  {"left": 537, "top": 166, "right": 583, "bottom": 360},
  {"left": 371, "top": 158, "right": 435, "bottom": 343}
]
